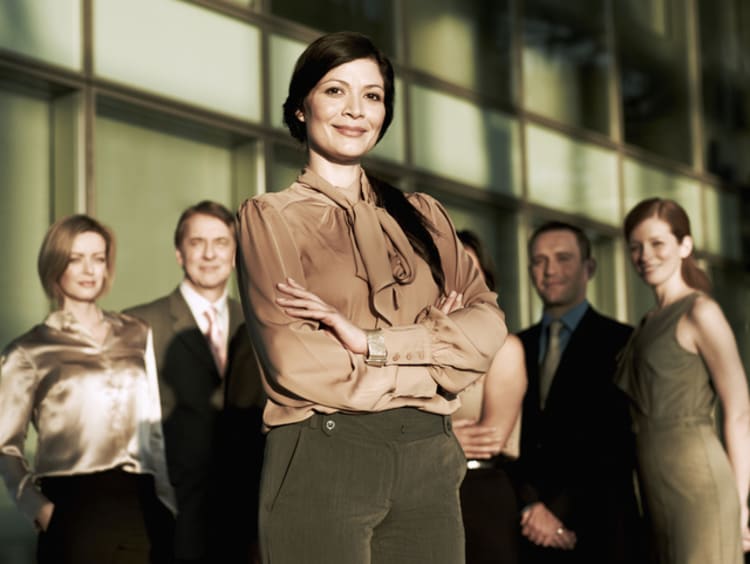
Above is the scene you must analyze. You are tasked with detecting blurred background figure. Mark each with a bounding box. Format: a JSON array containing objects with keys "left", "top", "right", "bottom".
[
  {"left": 125, "top": 201, "right": 265, "bottom": 564},
  {"left": 0, "top": 215, "right": 175, "bottom": 564},
  {"left": 515, "top": 221, "right": 645, "bottom": 564},
  {"left": 453, "top": 229, "right": 527, "bottom": 564},
  {"left": 619, "top": 198, "right": 750, "bottom": 564}
]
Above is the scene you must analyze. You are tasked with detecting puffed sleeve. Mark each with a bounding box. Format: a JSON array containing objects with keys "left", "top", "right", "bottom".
[
  {"left": 0, "top": 344, "right": 48, "bottom": 523},
  {"left": 142, "top": 330, "right": 177, "bottom": 514},
  {"left": 380, "top": 192, "right": 507, "bottom": 393},
  {"left": 236, "top": 194, "right": 505, "bottom": 413}
]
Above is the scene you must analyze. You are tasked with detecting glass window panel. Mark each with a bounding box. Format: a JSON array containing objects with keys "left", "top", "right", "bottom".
[
  {"left": 0, "top": 88, "right": 51, "bottom": 562},
  {"left": 269, "top": 0, "right": 396, "bottom": 56},
  {"left": 522, "top": 0, "right": 611, "bottom": 134},
  {"left": 699, "top": 0, "right": 750, "bottom": 183},
  {"left": 269, "top": 35, "right": 306, "bottom": 132},
  {"left": 710, "top": 267, "right": 750, "bottom": 372},
  {"left": 526, "top": 123, "right": 618, "bottom": 224},
  {"left": 404, "top": 0, "right": 513, "bottom": 105},
  {"left": 588, "top": 235, "right": 626, "bottom": 321},
  {"left": 439, "top": 198, "right": 522, "bottom": 332},
  {"left": 622, "top": 158, "right": 704, "bottom": 248},
  {"left": 0, "top": 90, "right": 52, "bottom": 347},
  {"left": 270, "top": 143, "right": 306, "bottom": 193},
  {"left": 614, "top": 0, "right": 692, "bottom": 164},
  {"left": 704, "top": 186, "right": 741, "bottom": 260},
  {"left": 94, "top": 106, "right": 257, "bottom": 310},
  {"left": 0, "top": 0, "right": 81, "bottom": 70},
  {"left": 94, "top": 0, "right": 261, "bottom": 121},
  {"left": 410, "top": 84, "right": 521, "bottom": 195}
]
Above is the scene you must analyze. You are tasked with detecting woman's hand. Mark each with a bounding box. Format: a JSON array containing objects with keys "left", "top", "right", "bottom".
[
  {"left": 741, "top": 504, "right": 750, "bottom": 552},
  {"left": 452, "top": 418, "right": 504, "bottom": 459},
  {"left": 35, "top": 502, "right": 54, "bottom": 532},
  {"left": 276, "top": 278, "right": 367, "bottom": 354},
  {"left": 436, "top": 291, "right": 463, "bottom": 315}
]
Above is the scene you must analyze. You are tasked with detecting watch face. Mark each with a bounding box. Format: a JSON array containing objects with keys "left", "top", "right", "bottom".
[{"left": 365, "top": 329, "right": 387, "bottom": 366}]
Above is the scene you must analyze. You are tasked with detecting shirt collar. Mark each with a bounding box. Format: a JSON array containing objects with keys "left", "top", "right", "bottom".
[
  {"left": 542, "top": 299, "right": 589, "bottom": 333},
  {"left": 179, "top": 280, "right": 228, "bottom": 318}
]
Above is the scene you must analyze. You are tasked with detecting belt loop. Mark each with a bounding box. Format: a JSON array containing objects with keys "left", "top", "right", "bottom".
[
  {"left": 443, "top": 415, "right": 453, "bottom": 435},
  {"left": 308, "top": 413, "right": 321, "bottom": 430}
]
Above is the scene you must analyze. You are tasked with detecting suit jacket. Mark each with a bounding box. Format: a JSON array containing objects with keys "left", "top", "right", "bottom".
[
  {"left": 125, "top": 288, "right": 265, "bottom": 562},
  {"left": 515, "top": 306, "right": 645, "bottom": 564}
]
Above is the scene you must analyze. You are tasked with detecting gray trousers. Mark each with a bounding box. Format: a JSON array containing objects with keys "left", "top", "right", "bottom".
[{"left": 259, "top": 408, "right": 467, "bottom": 564}]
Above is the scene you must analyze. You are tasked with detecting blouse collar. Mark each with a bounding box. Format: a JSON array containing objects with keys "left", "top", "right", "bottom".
[{"left": 296, "top": 167, "right": 417, "bottom": 325}]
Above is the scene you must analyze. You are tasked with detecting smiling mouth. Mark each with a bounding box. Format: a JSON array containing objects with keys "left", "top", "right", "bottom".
[{"left": 334, "top": 125, "right": 367, "bottom": 136}]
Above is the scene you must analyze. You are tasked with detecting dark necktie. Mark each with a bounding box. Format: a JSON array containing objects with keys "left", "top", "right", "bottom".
[{"left": 539, "top": 319, "right": 563, "bottom": 408}]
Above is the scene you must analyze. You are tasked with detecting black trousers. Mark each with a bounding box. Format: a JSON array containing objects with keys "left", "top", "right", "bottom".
[
  {"left": 38, "top": 469, "right": 174, "bottom": 564},
  {"left": 460, "top": 459, "right": 521, "bottom": 564}
]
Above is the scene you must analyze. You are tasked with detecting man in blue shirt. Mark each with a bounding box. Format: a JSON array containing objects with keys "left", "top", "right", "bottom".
[{"left": 515, "top": 221, "right": 645, "bottom": 564}]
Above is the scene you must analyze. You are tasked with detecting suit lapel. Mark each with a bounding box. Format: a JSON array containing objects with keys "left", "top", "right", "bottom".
[
  {"left": 168, "top": 289, "right": 216, "bottom": 372},
  {"left": 228, "top": 298, "right": 244, "bottom": 340}
]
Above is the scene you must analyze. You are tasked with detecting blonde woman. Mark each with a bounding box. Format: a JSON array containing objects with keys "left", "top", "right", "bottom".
[{"left": 0, "top": 215, "right": 175, "bottom": 563}]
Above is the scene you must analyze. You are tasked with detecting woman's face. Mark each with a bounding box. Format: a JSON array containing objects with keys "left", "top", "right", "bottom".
[
  {"left": 59, "top": 231, "right": 108, "bottom": 307},
  {"left": 627, "top": 216, "right": 691, "bottom": 288},
  {"left": 296, "top": 57, "right": 386, "bottom": 166}
]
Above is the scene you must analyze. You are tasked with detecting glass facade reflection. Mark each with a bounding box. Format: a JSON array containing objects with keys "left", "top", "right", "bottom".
[
  {"left": 522, "top": 0, "right": 610, "bottom": 134},
  {"left": 1, "top": 1, "right": 749, "bottom": 560},
  {"left": 614, "top": 0, "right": 692, "bottom": 164}
]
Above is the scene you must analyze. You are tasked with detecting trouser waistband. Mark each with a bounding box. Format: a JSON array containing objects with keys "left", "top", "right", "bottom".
[{"left": 304, "top": 408, "right": 453, "bottom": 442}]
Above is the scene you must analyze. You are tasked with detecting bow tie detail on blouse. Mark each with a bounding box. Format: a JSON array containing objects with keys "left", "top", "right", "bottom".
[{"left": 298, "top": 168, "right": 417, "bottom": 326}]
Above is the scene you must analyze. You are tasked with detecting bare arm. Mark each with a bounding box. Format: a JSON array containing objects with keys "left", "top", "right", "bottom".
[
  {"left": 680, "top": 295, "right": 750, "bottom": 548},
  {"left": 478, "top": 334, "right": 527, "bottom": 438},
  {"left": 454, "top": 334, "right": 527, "bottom": 459}
]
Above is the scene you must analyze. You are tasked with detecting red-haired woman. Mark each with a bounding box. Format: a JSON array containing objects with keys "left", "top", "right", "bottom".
[{"left": 617, "top": 198, "right": 750, "bottom": 564}]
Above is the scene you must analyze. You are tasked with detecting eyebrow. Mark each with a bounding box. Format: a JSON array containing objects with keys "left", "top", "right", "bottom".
[{"left": 321, "top": 78, "right": 384, "bottom": 90}]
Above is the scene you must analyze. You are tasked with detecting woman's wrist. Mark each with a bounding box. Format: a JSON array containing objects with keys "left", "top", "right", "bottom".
[{"left": 364, "top": 329, "right": 387, "bottom": 366}]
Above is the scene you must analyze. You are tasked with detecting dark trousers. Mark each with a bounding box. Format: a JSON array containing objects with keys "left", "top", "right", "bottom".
[
  {"left": 259, "top": 408, "right": 467, "bottom": 564},
  {"left": 460, "top": 461, "right": 520, "bottom": 564},
  {"left": 38, "top": 469, "right": 173, "bottom": 564}
]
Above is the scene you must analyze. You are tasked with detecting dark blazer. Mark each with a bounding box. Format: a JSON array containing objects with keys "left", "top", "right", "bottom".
[
  {"left": 515, "top": 306, "right": 645, "bottom": 564},
  {"left": 125, "top": 288, "right": 264, "bottom": 563}
]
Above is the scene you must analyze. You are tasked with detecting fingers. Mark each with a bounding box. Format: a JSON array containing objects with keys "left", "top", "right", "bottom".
[{"left": 437, "top": 291, "right": 464, "bottom": 315}]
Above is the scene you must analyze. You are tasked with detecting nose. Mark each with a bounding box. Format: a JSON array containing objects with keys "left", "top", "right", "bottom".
[
  {"left": 82, "top": 258, "right": 94, "bottom": 274},
  {"left": 343, "top": 93, "right": 363, "bottom": 118},
  {"left": 203, "top": 242, "right": 216, "bottom": 259}
]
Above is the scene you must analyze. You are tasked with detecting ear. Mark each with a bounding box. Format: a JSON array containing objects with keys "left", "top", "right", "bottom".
[
  {"left": 679, "top": 235, "right": 693, "bottom": 259},
  {"left": 175, "top": 247, "right": 184, "bottom": 268},
  {"left": 585, "top": 257, "right": 597, "bottom": 278},
  {"left": 295, "top": 108, "right": 305, "bottom": 123}
]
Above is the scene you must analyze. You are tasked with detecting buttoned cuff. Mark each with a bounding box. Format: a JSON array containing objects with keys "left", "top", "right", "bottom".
[{"left": 381, "top": 324, "right": 432, "bottom": 365}]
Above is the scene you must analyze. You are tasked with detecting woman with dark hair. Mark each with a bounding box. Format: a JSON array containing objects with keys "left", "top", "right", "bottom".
[
  {"left": 236, "top": 31, "right": 506, "bottom": 563},
  {"left": 0, "top": 214, "right": 175, "bottom": 563},
  {"left": 453, "top": 230, "right": 526, "bottom": 564},
  {"left": 617, "top": 198, "right": 750, "bottom": 563}
]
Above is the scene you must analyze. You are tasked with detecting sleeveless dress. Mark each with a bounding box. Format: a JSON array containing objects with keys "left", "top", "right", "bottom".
[{"left": 615, "top": 293, "right": 742, "bottom": 564}]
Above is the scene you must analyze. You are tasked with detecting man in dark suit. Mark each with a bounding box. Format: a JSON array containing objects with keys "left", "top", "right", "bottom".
[
  {"left": 515, "top": 221, "right": 645, "bottom": 564},
  {"left": 125, "top": 201, "right": 264, "bottom": 564}
]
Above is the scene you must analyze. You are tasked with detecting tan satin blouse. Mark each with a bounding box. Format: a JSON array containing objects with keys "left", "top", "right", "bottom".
[
  {"left": 236, "top": 168, "right": 507, "bottom": 427},
  {"left": 0, "top": 310, "right": 176, "bottom": 523}
]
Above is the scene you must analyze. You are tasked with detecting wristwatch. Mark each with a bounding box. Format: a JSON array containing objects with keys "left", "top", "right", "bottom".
[{"left": 364, "top": 329, "right": 387, "bottom": 367}]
